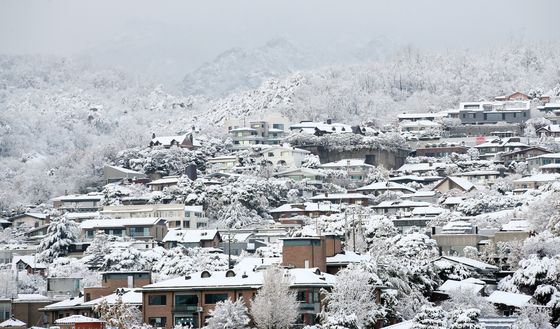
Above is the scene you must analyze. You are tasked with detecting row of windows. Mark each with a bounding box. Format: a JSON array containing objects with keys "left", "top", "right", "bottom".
[{"left": 149, "top": 293, "right": 237, "bottom": 306}]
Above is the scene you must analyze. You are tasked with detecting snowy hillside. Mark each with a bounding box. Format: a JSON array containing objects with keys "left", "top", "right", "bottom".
[{"left": 1, "top": 42, "right": 560, "bottom": 209}]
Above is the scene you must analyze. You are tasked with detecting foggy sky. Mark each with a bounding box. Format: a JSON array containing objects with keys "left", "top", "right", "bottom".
[{"left": 1, "top": 0, "right": 559, "bottom": 82}]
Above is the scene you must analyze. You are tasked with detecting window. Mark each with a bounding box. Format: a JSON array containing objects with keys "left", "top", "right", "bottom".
[
  {"left": 183, "top": 221, "right": 190, "bottom": 228},
  {"left": 204, "top": 293, "right": 228, "bottom": 304},
  {"left": 175, "top": 294, "right": 198, "bottom": 305},
  {"left": 149, "top": 295, "right": 167, "bottom": 305},
  {"left": 149, "top": 317, "right": 167, "bottom": 327}
]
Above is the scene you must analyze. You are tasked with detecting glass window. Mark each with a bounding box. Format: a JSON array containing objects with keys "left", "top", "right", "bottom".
[
  {"left": 175, "top": 294, "right": 198, "bottom": 305},
  {"left": 148, "top": 295, "right": 167, "bottom": 305},
  {"left": 204, "top": 293, "right": 228, "bottom": 304},
  {"left": 149, "top": 317, "right": 167, "bottom": 327}
]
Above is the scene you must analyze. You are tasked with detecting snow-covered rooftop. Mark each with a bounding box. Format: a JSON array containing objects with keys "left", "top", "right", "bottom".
[
  {"left": 82, "top": 289, "right": 141, "bottom": 306},
  {"left": 80, "top": 217, "right": 165, "bottom": 229},
  {"left": 0, "top": 318, "right": 26, "bottom": 328},
  {"left": 162, "top": 229, "right": 219, "bottom": 243},
  {"left": 436, "top": 256, "right": 498, "bottom": 271},
  {"left": 438, "top": 278, "right": 485, "bottom": 294},
  {"left": 147, "top": 176, "right": 181, "bottom": 185},
  {"left": 501, "top": 220, "right": 530, "bottom": 232},
  {"left": 320, "top": 158, "right": 373, "bottom": 168},
  {"left": 309, "top": 193, "right": 372, "bottom": 200},
  {"left": 143, "top": 268, "right": 336, "bottom": 290},
  {"left": 269, "top": 202, "right": 340, "bottom": 214},
  {"left": 356, "top": 181, "right": 416, "bottom": 193},
  {"left": 487, "top": 291, "right": 532, "bottom": 307},
  {"left": 54, "top": 315, "right": 104, "bottom": 324},
  {"left": 396, "top": 162, "right": 448, "bottom": 173},
  {"left": 514, "top": 173, "right": 560, "bottom": 183}
]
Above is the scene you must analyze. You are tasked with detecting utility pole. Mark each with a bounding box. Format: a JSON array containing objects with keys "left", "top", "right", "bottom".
[
  {"left": 227, "top": 225, "right": 232, "bottom": 269},
  {"left": 352, "top": 210, "right": 356, "bottom": 253}
]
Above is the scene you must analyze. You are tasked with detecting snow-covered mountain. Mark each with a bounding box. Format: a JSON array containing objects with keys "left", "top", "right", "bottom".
[{"left": 180, "top": 38, "right": 319, "bottom": 97}]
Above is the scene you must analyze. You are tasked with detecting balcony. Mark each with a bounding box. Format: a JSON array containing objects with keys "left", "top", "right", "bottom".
[{"left": 172, "top": 304, "right": 199, "bottom": 313}]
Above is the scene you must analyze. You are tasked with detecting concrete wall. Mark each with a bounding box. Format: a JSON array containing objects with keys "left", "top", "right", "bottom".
[{"left": 296, "top": 146, "right": 409, "bottom": 170}]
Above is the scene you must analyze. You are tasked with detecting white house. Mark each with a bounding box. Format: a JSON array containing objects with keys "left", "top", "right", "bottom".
[
  {"left": 319, "top": 159, "right": 374, "bottom": 181},
  {"left": 258, "top": 146, "right": 310, "bottom": 168}
]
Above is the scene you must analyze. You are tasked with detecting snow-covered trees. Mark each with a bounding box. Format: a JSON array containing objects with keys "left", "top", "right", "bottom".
[
  {"left": 204, "top": 298, "right": 250, "bottom": 329},
  {"left": 251, "top": 266, "right": 299, "bottom": 329},
  {"left": 321, "top": 265, "right": 384, "bottom": 328},
  {"left": 411, "top": 306, "right": 447, "bottom": 329},
  {"left": 93, "top": 294, "right": 142, "bottom": 329},
  {"left": 38, "top": 215, "right": 79, "bottom": 262},
  {"left": 448, "top": 308, "right": 482, "bottom": 329}
]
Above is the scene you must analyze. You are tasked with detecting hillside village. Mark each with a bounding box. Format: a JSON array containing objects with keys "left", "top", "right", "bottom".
[{"left": 1, "top": 89, "right": 560, "bottom": 329}]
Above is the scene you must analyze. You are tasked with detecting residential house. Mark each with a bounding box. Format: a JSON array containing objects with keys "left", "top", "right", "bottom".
[
  {"left": 397, "top": 112, "right": 447, "bottom": 122},
  {"left": 219, "top": 232, "right": 268, "bottom": 256},
  {"left": 7, "top": 213, "right": 49, "bottom": 229},
  {"left": 162, "top": 229, "right": 221, "bottom": 249},
  {"left": 432, "top": 176, "right": 476, "bottom": 193},
  {"left": 537, "top": 102, "right": 560, "bottom": 114},
  {"left": 499, "top": 146, "right": 551, "bottom": 165},
  {"left": 527, "top": 152, "right": 560, "bottom": 171},
  {"left": 395, "top": 162, "right": 448, "bottom": 176},
  {"left": 206, "top": 156, "right": 239, "bottom": 174},
  {"left": 150, "top": 133, "right": 199, "bottom": 149},
  {"left": 102, "top": 165, "right": 147, "bottom": 184},
  {"left": 454, "top": 170, "right": 501, "bottom": 186},
  {"left": 52, "top": 193, "right": 104, "bottom": 213},
  {"left": 289, "top": 120, "right": 354, "bottom": 136},
  {"left": 269, "top": 203, "right": 340, "bottom": 220},
  {"left": 319, "top": 159, "right": 374, "bottom": 182},
  {"left": 371, "top": 200, "right": 431, "bottom": 216},
  {"left": 54, "top": 315, "right": 105, "bottom": 329},
  {"left": 0, "top": 317, "right": 26, "bottom": 329},
  {"left": 147, "top": 176, "right": 181, "bottom": 191},
  {"left": 486, "top": 291, "right": 534, "bottom": 317},
  {"left": 42, "top": 289, "right": 141, "bottom": 325},
  {"left": 141, "top": 268, "right": 337, "bottom": 328},
  {"left": 433, "top": 256, "right": 498, "bottom": 276},
  {"left": 513, "top": 173, "right": 560, "bottom": 191},
  {"left": 414, "top": 144, "right": 468, "bottom": 158},
  {"left": 228, "top": 121, "right": 285, "bottom": 148},
  {"left": 273, "top": 168, "right": 326, "bottom": 186},
  {"left": 309, "top": 193, "right": 372, "bottom": 206},
  {"left": 494, "top": 92, "right": 530, "bottom": 101},
  {"left": 84, "top": 271, "right": 151, "bottom": 303},
  {"left": 101, "top": 204, "right": 207, "bottom": 230},
  {"left": 80, "top": 218, "right": 168, "bottom": 241},
  {"left": 458, "top": 101, "right": 531, "bottom": 125},
  {"left": 475, "top": 137, "right": 529, "bottom": 160},
  {"left": 388, "top": 175, "right": 443, "bottom": 185},
  {"left": 536, "top": 124, "right": 560, "bottom": 138},
  {"left": 12, "top": 256, "right": 47, "bottom": 276},
  {"left": 258, "top": 146, "right": 310, "bottom": 168},
  {"left": 11, "top": 294, "right": 57, "bottom": 328},
  {"left": 356, "top": 181, "right": 416, "bottom": 196}
]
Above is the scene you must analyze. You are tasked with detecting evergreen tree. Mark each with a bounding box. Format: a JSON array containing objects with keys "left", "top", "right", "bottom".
[
  {"left": 38, "top": 215, "right": 79, "bottom": 262},
  {"left": 411, "top": 306, "right": 448, "bottom": 329}
]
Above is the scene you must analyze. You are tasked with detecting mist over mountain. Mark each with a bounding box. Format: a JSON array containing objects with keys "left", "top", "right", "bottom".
[{"left": 180, "top": 37, "right": 398, "bottom": 98}]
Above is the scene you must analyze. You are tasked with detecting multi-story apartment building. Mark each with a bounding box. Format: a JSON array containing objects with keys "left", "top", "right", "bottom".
[
  {"left": 228, "top": 121, "right": 286, "bottom": 148},
  {"left": 141, "top": 267, "right": 336, "bottom": 328},
  {"left": 101, "top": 204, "right": 208, "bottom": 230},
  {"left": 458, "top": 101, "right": 531, "bottom": 125}
]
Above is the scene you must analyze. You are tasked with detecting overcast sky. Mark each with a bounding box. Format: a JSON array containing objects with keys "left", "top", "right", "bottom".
[{"left": 1, "top": 0, "right": 559, "bottom": 81}]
